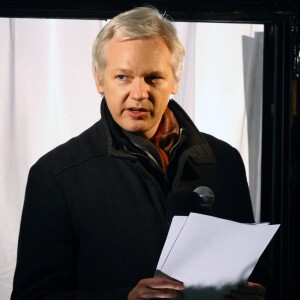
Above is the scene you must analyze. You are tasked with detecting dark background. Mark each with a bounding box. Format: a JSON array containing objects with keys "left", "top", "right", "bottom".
[{"left": 1, "top": 1, "right": 299, "bottom": 299}]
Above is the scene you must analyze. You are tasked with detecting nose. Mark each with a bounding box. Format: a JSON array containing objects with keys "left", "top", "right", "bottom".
[{"left": 129, "top": 78, "right": 149, "bottom": 100}]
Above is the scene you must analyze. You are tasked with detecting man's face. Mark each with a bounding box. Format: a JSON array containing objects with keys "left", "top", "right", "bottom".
[{"left": 95, "top": 37, "right": 179, "bottom": 139}]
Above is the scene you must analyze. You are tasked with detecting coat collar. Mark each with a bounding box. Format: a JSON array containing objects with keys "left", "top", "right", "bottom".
[
  {"left": 99, "top": 98, "right": 216, "bottom": 165},
  {"left": 168, "top": 100, "right": 216, "bottom": 165}
]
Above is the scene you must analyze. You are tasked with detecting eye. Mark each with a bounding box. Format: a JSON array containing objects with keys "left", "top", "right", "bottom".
[
  {"left": 116, "top": 75, "right": 128, "bottom": 81},
  {"left": 145, "top": 75, "right": 162, "bottom": 84}
]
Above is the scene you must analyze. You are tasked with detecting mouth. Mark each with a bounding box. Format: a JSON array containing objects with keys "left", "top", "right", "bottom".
[
  {"left": 126, "top": 106, "right": 150, "bottom": 118},
  {"left": 127, "top": 107, "right": 149, "bottom": 112}
]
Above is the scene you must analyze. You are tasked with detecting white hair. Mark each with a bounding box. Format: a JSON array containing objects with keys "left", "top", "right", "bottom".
[{"left": 92, "top": 6, "right": 185, "bottom": 83}]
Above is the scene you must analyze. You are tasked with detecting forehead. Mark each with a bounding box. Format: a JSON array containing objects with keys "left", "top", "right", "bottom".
[{"left": 104, "top": 37, "right": 173, "bottom": 71}]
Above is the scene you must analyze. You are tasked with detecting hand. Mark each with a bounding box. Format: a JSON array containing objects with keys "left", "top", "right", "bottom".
[
  {"left": 128, "top": 277, "right": 185, "bottom": 299},
  {"left": 225, "top": 281, "right": 266, "bottom": 300}
]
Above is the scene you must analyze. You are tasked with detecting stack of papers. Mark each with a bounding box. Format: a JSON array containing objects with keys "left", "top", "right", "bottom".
[{"left": 156, "top": 213, "right": 279, "bottom": 299}]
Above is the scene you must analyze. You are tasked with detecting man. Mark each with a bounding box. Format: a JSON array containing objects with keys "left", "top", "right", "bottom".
[{"left": 11, "top": 6, "right": 267, "bottom": 300}]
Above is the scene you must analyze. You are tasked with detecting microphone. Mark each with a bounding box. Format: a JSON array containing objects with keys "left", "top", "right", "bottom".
[
  {"left": 166, "top": 186, "right": 215, "bottom": 219},
  {"left": 166, "top": 187, "right": 200, "bottom": 217},
  {"left": 193, "top": 186, "right": 215, "bottom": 216}
]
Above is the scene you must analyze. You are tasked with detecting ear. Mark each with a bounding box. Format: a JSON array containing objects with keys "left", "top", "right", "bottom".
[
  {"left": 94, "top": 69, "right": 104, "bottom": 94},
  {"left": 171, "top": 65, "right": 182, "bottom": 94},
  {"left": 171, "top": 80, "right": 179, "bottom": 95}
]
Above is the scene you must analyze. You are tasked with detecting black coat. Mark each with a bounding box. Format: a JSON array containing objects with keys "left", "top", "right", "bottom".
[{"left": 11, "top": 100, "right": 262, "bottom": 299}]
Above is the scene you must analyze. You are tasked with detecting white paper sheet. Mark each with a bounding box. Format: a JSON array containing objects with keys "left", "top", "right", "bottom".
[
  {"left": 157, "top": 216, "right": 188, "bottom": 270},
  {"left": 156, "top": 213, "right": 279, "bottom": 298}
]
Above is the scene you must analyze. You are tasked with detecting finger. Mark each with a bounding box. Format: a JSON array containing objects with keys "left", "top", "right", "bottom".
[
  {"left": 140, "top": 288, "right": 184, "bottom": 299},
  {"left": 237, "top": 282, "right": 266, "bottom": 296},
  {"left": 128, "top": 278, "right": 185, "bottom": 300},
  {"left": 142, "top": 277, "right": 184, "bottom": 291}
]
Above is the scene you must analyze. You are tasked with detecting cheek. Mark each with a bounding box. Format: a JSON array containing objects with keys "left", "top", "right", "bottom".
[
  {"left": 105, "top": 85, "right": 125, "bottom": 101},
  {"left": 106, "top": 85, "right": 129, "bottom": 100},
  {"left": 153, "top": 102, "right": 169, "bottom": 119},
  {"left": 158, "top": 96, "right": 170, "bottom": 110},
  {"left": 105, "top": 98, "right": 119, "bottom": 116}
]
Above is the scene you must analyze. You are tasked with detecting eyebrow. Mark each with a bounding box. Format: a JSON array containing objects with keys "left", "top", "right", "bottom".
[
  {"left": 113, "top": 69, "right": 166, "bottom": 77},
  {"left": 146, "top": 71, "right": 165, "bottom": 77},
  {"left": 114, "top": 68, "right": 131, "bottom": 74}
]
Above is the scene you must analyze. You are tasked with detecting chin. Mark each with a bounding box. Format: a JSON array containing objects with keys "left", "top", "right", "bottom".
[
  {"left": 127, "top": 128, "right": 145, "bottom": 135},
  {"left": 124, "top": 122, "right": 147, "bottom": 133}
]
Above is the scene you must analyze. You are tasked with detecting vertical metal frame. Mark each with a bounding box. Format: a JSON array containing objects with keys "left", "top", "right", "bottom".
[{"left": 261, "top": 10, "right": 299, "bottom": 299}]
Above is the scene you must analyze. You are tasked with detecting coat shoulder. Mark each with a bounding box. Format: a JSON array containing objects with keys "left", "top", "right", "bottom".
[
  {"left": 201, "top": 132, "right": 241, "bottom": 161},
  {"left": 33, "top": 121, "right": 106, "bottom": 176}
]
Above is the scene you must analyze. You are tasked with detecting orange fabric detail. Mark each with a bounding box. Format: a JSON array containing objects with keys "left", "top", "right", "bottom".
[{"left": 150, "top": 107, "right": 179, "bottom": 173}]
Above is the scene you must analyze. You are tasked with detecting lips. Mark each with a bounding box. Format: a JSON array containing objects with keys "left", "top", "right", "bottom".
[
  {"left": 127, "top": 106, "right": 148, "bottom": 112},
  {"left": 126, "top": 106, "right": 150, "bottom": 118}
]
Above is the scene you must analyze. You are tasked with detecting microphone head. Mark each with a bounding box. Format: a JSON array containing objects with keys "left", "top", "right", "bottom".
[
  {"left": 193, "top": 186, "right": 215, "bottom": 208},
  {"left": 166, "top": 186, "right": 215, "bottom": 218}
]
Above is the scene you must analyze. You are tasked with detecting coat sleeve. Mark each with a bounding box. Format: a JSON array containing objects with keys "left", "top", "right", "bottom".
[
  {"left": 228, "top": 147, "right": 254, "bottom": 223},
  {"left": 11, "top": 160, "right": 130, "bottom": 300}
]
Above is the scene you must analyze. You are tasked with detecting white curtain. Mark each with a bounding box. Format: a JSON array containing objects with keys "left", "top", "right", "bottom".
[
  {"left": 0, "top": 18, "right": 263, "bottom": 299},
  {"left": 190, "top": 23, "right": 264, "bottom": 220}
]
